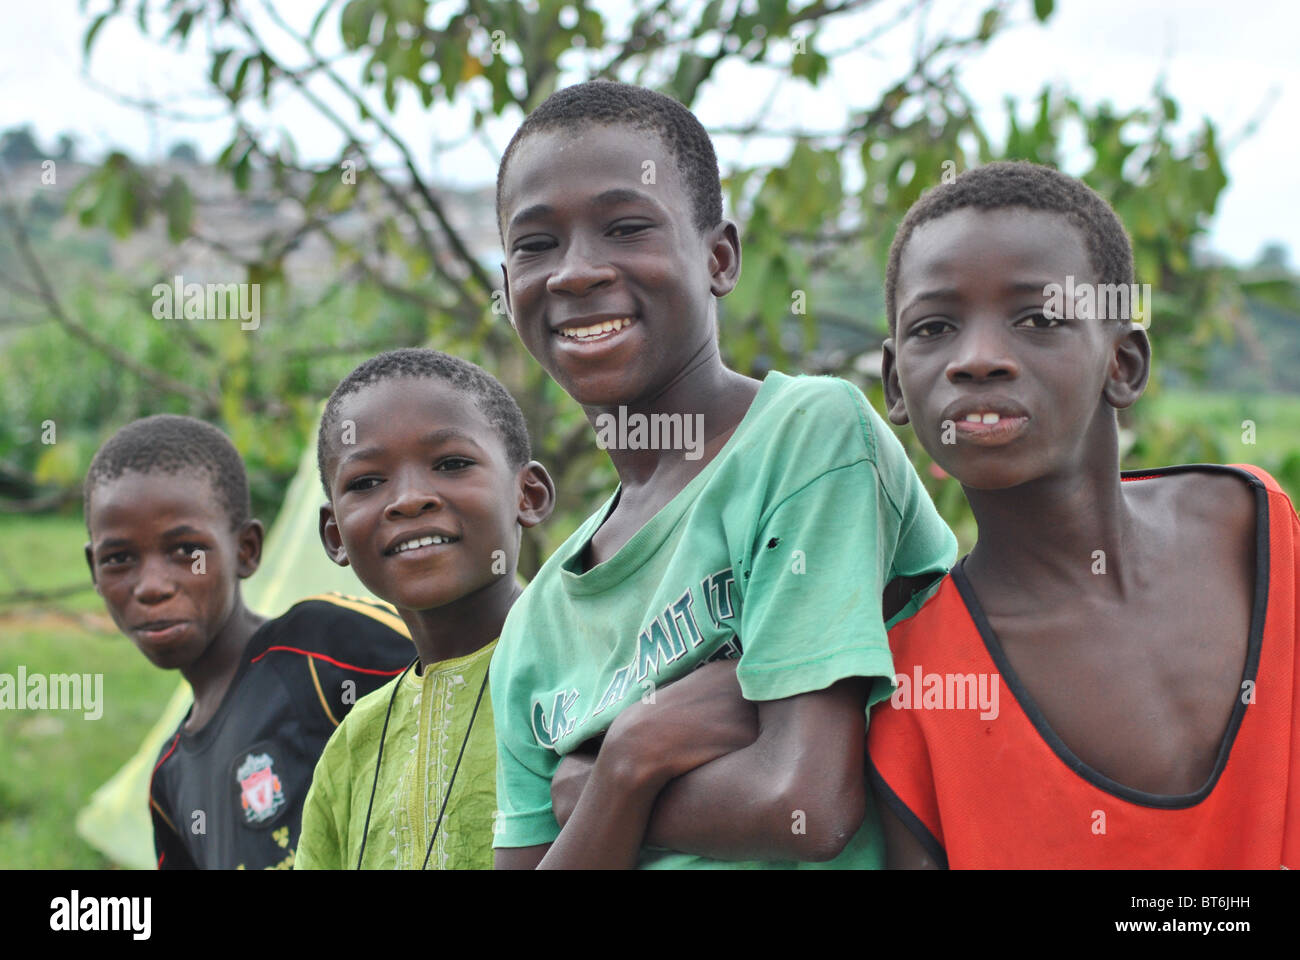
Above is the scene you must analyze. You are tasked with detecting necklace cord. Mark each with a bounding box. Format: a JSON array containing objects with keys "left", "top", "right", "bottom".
[
  {"left": 355, "top": 655, "right": 419, "bottom": 870},
  {"left": 354, "top": 655, "right": 490, "bottom": 870}
]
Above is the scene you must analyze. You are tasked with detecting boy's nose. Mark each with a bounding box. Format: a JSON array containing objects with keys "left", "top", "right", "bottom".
[
  {"left": 385, "top": 475, "right": 445, "bottom": 518},
  {"left": 133, "top": 556, "right": 179, "bottom": 604},
  {"left": 945, "top": 323, "right": 1019, "bottom": 383},
  {"left": 546, "top": 239, "right": 616, "bottom": 296}
]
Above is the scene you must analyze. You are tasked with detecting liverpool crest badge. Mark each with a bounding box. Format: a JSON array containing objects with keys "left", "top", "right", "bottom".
[{"left": 236, "top": 752, "right": 286, "bottom": 825}]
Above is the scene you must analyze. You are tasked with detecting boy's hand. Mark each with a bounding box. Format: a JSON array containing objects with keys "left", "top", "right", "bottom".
[
  {"left": 551, "top": 739, "right": 600, "bottom": 827},
  {"left": 604, "top": 659, "right": 760, "bottom": 788}
]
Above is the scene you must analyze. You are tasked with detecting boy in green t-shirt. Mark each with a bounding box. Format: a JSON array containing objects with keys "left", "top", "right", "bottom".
[
  {"left": 295, "top": 349, "right": 554, "bottom": 869},
  {"left": 491, "top": 79, "right": 956, "bottom": 869}
]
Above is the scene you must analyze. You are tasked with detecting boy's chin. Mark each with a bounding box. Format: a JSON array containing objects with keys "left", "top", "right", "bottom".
[
  {"left": 946, "top": 463, "right": 1038, "bottom": 492},
  {"left": 375, "top": 579, "right": 475, "bottom": 615},
  {"left": 924, "top": 452, "right": 1033, "bottom": 492}
]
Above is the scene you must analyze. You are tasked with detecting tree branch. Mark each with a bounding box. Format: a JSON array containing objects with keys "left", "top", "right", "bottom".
[{"left": 0, "top": 181, "right": 221, "bottom": 413}]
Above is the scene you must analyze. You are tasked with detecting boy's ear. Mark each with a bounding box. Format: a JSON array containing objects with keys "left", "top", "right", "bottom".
[
  {"left": 881, "top": 337, "right": 911, "bottom": 426},
  {"left": 1103, "top": 324, "right": 1151, "bottom": 410},
  {"left": 319, "top": 503, "right": 350, "bottom": 567},
  {"left": 236, "top": 519, "right": 265, "bottom": 579},
  {"left": 707, "top": 221, "right": 742, "bottom": 298},
  {"left": 516, "top": 461, "right": 556, "bottom": 529},
  {"left": 500, "top": 264, "right": 515, "bottom": 328}
]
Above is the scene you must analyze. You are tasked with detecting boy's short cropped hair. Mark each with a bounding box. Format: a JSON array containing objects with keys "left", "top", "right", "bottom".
[
  {"left": 884, "top": 160, "right": 1136, "bottom": 332},
  {"left": 85, "top": 414, "right": 251, "bottom": 530},
  {"left": 316, "top": 347, "right": 533, "bottom": 496},
  {"left": 495, "top": 78, "right": 724, "bottom": 240}
]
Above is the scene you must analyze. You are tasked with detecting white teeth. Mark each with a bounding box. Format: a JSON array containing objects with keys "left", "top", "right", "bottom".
[
  {"left": 964, "top": 412, "right": 1002, "bottom": 424},
  {"left": 964, "top": 414, "right": 982, "bottom": 423},
  {"left": 982, "top": 413, "right": 1000, "bottom": 424},
  {"left": 395, "top": 535, "right": 452, "bottom": 553},
  {"left": 560, "top": 317, "right": 632, "bottom": 339}
]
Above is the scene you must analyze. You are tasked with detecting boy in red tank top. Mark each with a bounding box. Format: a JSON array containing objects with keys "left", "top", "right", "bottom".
[{"left": 869, "top": 160, "right": 1299, "bottom": 868}]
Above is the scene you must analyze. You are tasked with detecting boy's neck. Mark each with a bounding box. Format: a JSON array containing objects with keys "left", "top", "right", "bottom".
[
  {"left": 400, "top": 574, "right": 521, "bottom": 672},
  {"left": 589, "top": 354, "right": 761, "bottom": 490},
  {"left": 962, "top": 440, "right": 1151, "bottom": 605},
  {"left": 181, "top": 597, "right": 266, "bottom": 732}
]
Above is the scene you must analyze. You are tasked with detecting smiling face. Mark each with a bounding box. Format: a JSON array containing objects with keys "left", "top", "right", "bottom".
[
  {"left": 883, "top": 207, "right": 1148, "bottom": 490},
  {"left": 86, "top": 470, "right": 260, "bottom": 670},
  {"left": 498, "top": 123, "right": 739, "bottom": 408},
  {"left": 319, "top": 377, "right": 540, "bottom": 612}
]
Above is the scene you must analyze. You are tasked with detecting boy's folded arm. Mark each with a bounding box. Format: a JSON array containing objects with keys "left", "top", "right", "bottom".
[
  {"left": 640, "top": 677, "right": 870, "bottom": 862},
  {"left": 537, "top": 745, "right": 669, "bottom": 869},
  {"left": 547, "top": 668, "right": 870, "bottom": 864},
  {"left": 538, "top": 660, "right": 759, "bottom": 869}
]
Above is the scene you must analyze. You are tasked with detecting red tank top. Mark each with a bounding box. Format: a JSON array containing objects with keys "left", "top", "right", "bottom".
[{"left": 868, "top": 464, "right": 1299, "bottom": 868}]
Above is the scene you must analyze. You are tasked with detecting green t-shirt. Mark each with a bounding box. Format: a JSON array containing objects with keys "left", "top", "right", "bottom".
[
  {"left": 295, "top": 641, "right": 496, "bottom": 870},
  {"left": 491, "top": 371, "right": 957, "bottom": 868}
]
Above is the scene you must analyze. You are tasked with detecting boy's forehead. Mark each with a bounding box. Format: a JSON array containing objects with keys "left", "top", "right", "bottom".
[
  {"left": 332, "top": 377, "right": 504, "bottom": 455},
  {"left": 501, "top": 124, "right": 684, "bottom": 226},
  {"left": 900, "top": 207, "right": 1094, "bottom": 293},
  {"left": 89, "top": 468, "right": 226, "bottom": 533},
  {"left": 338, "top": 376, "right": 483, "bottom": 423}
]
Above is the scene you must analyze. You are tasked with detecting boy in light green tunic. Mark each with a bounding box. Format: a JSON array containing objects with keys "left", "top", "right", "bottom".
[
  {"left": 492, "top": 80, "right": 956, "bottom": 869},
  {"left": 295, "top": 349, "right": 554, "bottom": 869}
]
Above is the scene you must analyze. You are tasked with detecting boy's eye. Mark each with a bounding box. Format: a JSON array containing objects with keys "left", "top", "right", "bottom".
[
  {"left": 100, "top": 552, "right": 131, "bottom": 567},
  {"left": 609, "top": 223, "right": 650, "bottom": 238},
  {"left": 513, "top": 236, "right": 554, "bottom": 254},
  {"left": 437, "top": 457, "right": 474, "bottom": 471},
  {"left": 1016, "top": 312, "right": 1061, "bottom": 329},
  {"left": 909, "top": 319, "right": 952, "bottom": 338},
  {"left": 346, "top": 476, "right": 382, "bottom": 492}
]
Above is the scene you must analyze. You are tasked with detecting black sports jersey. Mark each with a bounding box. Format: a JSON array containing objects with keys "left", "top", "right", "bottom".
[{"left": 148, "top": 594, "right": 412, "bottom": 869}]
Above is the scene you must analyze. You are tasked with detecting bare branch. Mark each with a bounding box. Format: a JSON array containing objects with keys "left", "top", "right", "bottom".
[{"left": 0, "top": 181, "right": 220, "bottom": 413}]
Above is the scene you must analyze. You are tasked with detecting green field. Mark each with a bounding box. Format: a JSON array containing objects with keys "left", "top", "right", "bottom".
[
  {"left": 0, "top": 513, "right": 176, "bottom": 868},
  {"left": 1137, "top": 390, "right": 1300, "bottom": 502}
]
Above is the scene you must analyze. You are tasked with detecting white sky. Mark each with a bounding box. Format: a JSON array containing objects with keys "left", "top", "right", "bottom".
[{"left": 1, "top": 0, "right": 1294, "bottom": 266}]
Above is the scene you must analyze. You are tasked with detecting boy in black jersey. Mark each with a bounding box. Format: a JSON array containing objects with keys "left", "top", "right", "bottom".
[{"left": 84, "top": 415, "right": 412, "bottom": 869}]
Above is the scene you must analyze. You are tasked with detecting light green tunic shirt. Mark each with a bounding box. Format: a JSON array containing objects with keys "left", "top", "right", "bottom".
[{"left": 296, "top": 641, "right": 496, "bottom": 870}]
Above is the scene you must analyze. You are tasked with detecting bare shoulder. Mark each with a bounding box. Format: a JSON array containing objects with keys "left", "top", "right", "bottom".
[
  {"left": 1153, "top": 468, "right": 1258, "bottom": 572},
  {"left": 1183, "top": 468, "right": 1258, "bottom": 541}
]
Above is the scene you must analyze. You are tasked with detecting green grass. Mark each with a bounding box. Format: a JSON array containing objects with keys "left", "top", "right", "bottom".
[
  {"left": 0, "top": 620, "right": 177, "bottom": 867},
  {"left": 0, "top": 511, "right": 104, "bottom": 613},
  {"left": 1138, "top": 389, "right": 1300, "bottom": 502},
  {"left": 0, "top": 513, "right": 177, "bottom": 868}
]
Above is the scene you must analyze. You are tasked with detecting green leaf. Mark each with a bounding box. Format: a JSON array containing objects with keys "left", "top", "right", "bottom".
[
  {"left": 168, "top": 9, "right": 195, "bottom": 42},
  {"left": 231, "top": 55, "right": 253, "bottom": 101},
  {"left": 84, "top": 12, "right": 110, "bottom": 57},
  {"left": 977, "top": 6, "right": 1000, "bottom": 41},
  {"left": 210, "top": 48, "right": 233, "bottom": 87},
  {"left": 233, "top": 144, "right": 253, "bottom": 191},
  {"left": 162, "top": 176, "right": 193, "bottom": 242},
  {"left": 340, "top": 0, "right": 375, "bottom": 49},
  {"left": 1033, "top": 0, "right": 1054, "bottom": 22}
]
